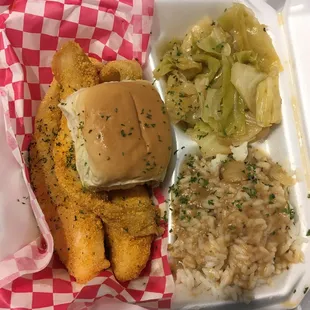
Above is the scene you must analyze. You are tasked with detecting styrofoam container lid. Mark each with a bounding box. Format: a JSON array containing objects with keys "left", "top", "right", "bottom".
[{"left": 144, "top": 0, "right": 310, "bottom": 308}]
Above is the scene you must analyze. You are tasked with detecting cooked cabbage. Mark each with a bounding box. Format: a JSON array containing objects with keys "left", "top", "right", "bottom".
[
  {"left": 218, "top": 3, "right": 282, "bottom": 74},
  {"left": 192, "top": 54, "right": 221, "bottom": 82},
  {"left": 153, "top": 41, "right": 202, "bottom": 80},
  {"left": 197, "top": 26, "right": 231, "bottom": 58},
  {"left": 256, "top": 76, "right": 282, "bottom": 127},
  {"left": 221, "top": 56, "right": 235, "bottom": 127},
  {"left": 181, "top": 17, "right": 214, "bottom": 55},
  {"left": 201, "top": 88, "right": 222, "bottom": 122},
  {"left": 165, "top": 71, "right": 199, "bottom": 124},
  {"left": 153, "top": 3, "right": 282, "bottom": 158},
  {"left": 230, "top": 62, "right": 267, "bottom": 114},
  {"left": 233, "top": 51, "right": 258, "bottom": 66},
  {"left": 187, "top": 127, "right": 231, "bottom": 158},
  {"left": 224, "top": 94, "right": 246, "bottom": 137}
]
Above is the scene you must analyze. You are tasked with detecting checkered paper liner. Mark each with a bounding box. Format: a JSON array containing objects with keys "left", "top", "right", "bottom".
[{"left": 0, "top": 0, "right": 174, "bottom": 309}]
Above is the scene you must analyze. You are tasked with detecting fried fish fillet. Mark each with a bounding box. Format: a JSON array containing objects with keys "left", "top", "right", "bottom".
[
  {"left": 105, "top": 225, "right": 154, "bottom": 282},
  {"left": 30, "top": 41, "right": 161, "bottom": 283},
  {"left": 99, "top": 59, "right": 143, "bottom": 82},
  {"left": 29, "top": 80, "right": 110, "bottom": 284},
  {"left": 53, "top": 117, "right": 159, "bottom": 282},
  {"left": 51, "top": 42, "right": 99, "bottom": 99}
]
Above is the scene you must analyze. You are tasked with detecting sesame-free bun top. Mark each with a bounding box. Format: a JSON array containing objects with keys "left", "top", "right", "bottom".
[{"left": 60, "top": 80, "right": 172, "bottom": 190}]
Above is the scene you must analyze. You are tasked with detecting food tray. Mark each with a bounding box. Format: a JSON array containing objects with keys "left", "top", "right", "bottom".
[{"left": 144, "top": 0, "right": 310, "bottom": 309}]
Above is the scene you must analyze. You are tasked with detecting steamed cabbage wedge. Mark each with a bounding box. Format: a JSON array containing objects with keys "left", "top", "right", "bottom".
[{"left": 153, "top": 3, "right": 282, "bottom": 158}]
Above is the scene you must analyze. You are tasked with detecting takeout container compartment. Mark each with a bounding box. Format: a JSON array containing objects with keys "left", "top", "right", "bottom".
[{"left": 144, "top": 0, "right": 310, "bottom": 308}]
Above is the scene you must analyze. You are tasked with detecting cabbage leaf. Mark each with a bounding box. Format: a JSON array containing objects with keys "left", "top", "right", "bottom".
[
  {"left": 192, "top": 54, "right": 221, "bottom": 83},
  {"left": 256, "top": 75, "right": 282, "bottom": 127},
  {"left": 197, "top": 26, "right": 231, "bottom": 58},
  {"left": 233, "top": 50, "right": 258, "bottom": 66},
  {"left": 218, "top": 3, "right": 282, "bottom": 74},
  {"left": 231, "top": 62, "right": 267, "bottom": 114},
  {"left": 187, "top": 124, "right": 231, "bottom": 158},
  {"left": 181, "top": 17, "right": 214, "bottom": 55}
]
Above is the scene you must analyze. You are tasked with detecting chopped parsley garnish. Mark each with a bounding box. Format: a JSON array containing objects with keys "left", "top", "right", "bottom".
[
  {"left": 236, "top": 203, "right": 243, "bottom": 210},
  {"left": 179, "top": 196, "right": 189, "bottom": 205},
  {"left": 269, "top": 193, "right": 276, "bottom": 203},
  {"left": 78, "top": 121, "right": 84, "bottom": 130},
  {"left": 121, "top": 130, "right": 126, "bottom": 137},
  {"left": 190, "top": 177, "right": 197, "bottom": 183},
  {"left": 242, "top": 187, "right": 257, "bottom": 198},
  {"left": 208, "top": 200, "right": 214, "bottom": 205},
  {"left": 306, "top": 229, "right": 310, "bottom": 236},
  {"left": 168, "top": 184, "right": 180, "bottom": 197},
  {"left": 66, "top": 143, "right": 76, "bottom": 170},
  {"left": 186, "top": 155, "right": 195, "bottom": 168},
  {"left": 233, "top": 200, "right": 243, "bottom": 211},
  {"left": 283, "top": 203, "right": 295, "bottom": 220},
  {"left": 246, "top": 163, "right": 257, "bottom": 183}
]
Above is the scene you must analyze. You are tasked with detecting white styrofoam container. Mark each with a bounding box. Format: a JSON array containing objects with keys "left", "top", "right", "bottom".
[{"left": 144, "top": 0, "right": 310, "bottom": 309}]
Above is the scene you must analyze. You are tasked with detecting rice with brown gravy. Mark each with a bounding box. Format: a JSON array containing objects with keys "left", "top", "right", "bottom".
[{"left": 169, "top": 148, "right": 304, "bottom": 301}]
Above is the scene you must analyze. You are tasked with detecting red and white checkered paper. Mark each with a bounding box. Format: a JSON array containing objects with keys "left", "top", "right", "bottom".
[{"left": 0, "top": 1, "right": 174, "bottom": 309}]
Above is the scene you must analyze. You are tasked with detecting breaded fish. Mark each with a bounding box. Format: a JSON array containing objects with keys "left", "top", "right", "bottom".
[
  {"left": 105, "top": 225, "right": 154, "bottom": 282},
  {"left": 30, "top": 41, "right": 161, "bottom": 283},
  {"left": 51, "top": 41, "right": 99, "bottom": 99},
  {"left": 29, "top": 80, "right": 110, "bottom": 284},
  {"left": 99, "top": 59, "right": 143, "bottom": 82}
]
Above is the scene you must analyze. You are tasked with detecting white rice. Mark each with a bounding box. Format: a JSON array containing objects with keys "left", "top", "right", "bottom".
[{"left": 169, "top": 148, "right": 304, "bottom": 301}]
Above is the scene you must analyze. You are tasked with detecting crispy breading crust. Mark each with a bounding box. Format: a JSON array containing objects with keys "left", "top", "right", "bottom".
[
  {"left": 30, "top": 41, "right": 161, "bottom": 283},
  {"left": 29, "top": 80, "right": 110, "bottom": 284},
  {"left": 51, "top": 42, "right": 100, "bottom": 99},
  {"left": 99, "top": 60, "right": 143, "bottom": 82},
  {"left": 105, "top": 225, "right": 153, "bottom": 282}
]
